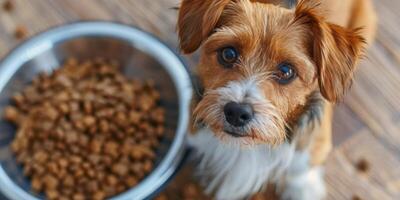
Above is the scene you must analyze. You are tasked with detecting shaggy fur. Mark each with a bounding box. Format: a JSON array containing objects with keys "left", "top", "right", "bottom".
[{"left": 177, "top": 0, "right": 376, "bottom": 199}]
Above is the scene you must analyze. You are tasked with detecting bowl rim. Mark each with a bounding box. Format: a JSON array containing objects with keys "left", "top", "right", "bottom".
[{"left": 0, "top": 21, "right": 192, "bottom": 200}]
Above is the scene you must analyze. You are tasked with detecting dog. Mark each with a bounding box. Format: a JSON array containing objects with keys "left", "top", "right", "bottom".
[{"left": 177, "top": 0, "right": 377, "bottom": 199}]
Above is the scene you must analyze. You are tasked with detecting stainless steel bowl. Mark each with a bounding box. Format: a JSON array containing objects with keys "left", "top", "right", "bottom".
[{"left": 0, "top": 22, "right": 192, "bottom": 200}]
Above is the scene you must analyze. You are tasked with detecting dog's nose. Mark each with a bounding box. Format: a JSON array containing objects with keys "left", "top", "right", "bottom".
[{"left": 224, "top": 102, "right": 254, "bottom": 127}]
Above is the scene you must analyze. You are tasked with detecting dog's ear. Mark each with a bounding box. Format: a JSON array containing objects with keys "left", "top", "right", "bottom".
[
  {"left": 294, "top": 0, "right": 365, "bottom": 102},
  {"left": 177, "top": 0, "right": 231, "bottom": 54}
]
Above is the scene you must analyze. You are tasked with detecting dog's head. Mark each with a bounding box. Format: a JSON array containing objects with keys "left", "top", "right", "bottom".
[{"left": 178, "top": 0, "right": 364, "bottom": 145}]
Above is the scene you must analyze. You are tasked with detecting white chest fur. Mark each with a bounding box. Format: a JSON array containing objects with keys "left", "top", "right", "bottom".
[{"left": 188, "top": 128, "right": 296, "bottom": 200}]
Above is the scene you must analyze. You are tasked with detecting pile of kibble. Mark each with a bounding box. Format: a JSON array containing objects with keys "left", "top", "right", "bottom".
[{"left": 4, "top": 58, "right": 165, "bottom": 200}]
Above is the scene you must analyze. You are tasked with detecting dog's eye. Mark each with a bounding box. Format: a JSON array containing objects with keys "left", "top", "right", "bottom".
[
  {"left": 275, "top": 63, "right": 296, "bottom": 84},
  {"left": 218, "top": 47, "right": 239, "bottom": 68}
]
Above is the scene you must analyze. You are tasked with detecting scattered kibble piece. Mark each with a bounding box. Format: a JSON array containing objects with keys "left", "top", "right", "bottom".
[
  {"left": 5, "top": 58, "right": 165, "bottom": 200},
  {"left": 352, "top": 195, "right": 362, "bottom": 200},
  {"left": 14, "top": 25, "right": 27, "bottom": 39},
  {"left": 2, "top": 0, "right": 14, "bottom": 12},
  {"left": 355, "top": 158, "right": 370, "bottom": 173}
]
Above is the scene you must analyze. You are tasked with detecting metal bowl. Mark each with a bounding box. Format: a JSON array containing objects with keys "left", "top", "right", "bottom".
[{"left": 0, "top": 22, "right": 192, "bottom": 200}]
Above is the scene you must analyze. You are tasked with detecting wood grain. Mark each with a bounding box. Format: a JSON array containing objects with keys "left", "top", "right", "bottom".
[{"left": 0, "top": 0, "right": 399, "bottom": 199}]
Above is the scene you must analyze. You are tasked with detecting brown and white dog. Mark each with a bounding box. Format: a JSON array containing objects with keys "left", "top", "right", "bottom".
[{"left": 177, "top": 0, "right": 377, "bottom": 199}]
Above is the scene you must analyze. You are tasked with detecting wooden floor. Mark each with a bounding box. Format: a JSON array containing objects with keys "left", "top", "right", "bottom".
[{"left": 0, "top": 0, "right": 399, "bottom": 200}]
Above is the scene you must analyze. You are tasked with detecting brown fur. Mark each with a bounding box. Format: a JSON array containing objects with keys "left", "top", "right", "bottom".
[
  {"left": 177, "top": 0, "right": 376, "bottom": 193},
  {"left": 178, "top": 0, "right": 369, "bottom": 142},
  {"left": 294, "top": 0, "right": 365, "bottom": 102},
  {"left": 177, "top": 0, "right": 231, "bottom": 54}
]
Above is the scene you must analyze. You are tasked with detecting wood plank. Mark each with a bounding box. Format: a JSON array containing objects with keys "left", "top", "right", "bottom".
[
  {"left": 339, "top": 0, "right": 400, "bottom": 155},
  {"left": 326, "top": 129, "right": 400, "bottom": 200},
  {"left": 342, "top": 45, "right": 400, "bottom": 155},
  {"left": 0, "top": 0, "right": 182, "bottom": 58},
  {"left": 332, "top": 103, "right": 366, "bottom": 146}
]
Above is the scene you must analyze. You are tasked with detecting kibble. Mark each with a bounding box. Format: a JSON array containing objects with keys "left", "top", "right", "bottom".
[
  {"left": 355, "top": 158, "right": 370, "bottom": 173},
  {"left": 183, "top": 183, "right": 199, "bottom": 199},
  {"left": 4, "top": 106, "right": 19, "bottom": 123},
  {"left": 5, "top": 58, "right": 165, "bottom": 200},
  {"left": 2, "top": 0, "right": 14, "bottom": 12},
  {"left": 352, "top": 195, "right": 362, "bottom": 200},
  {"left": 155, "top": 194, "right": 168, "bottom": 200},
  {"left": 14, "top": 25, "right": 27, "bottom": 40}
]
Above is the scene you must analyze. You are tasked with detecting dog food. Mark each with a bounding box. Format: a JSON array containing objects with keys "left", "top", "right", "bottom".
[
  {"left": 2, "top": 0, "right": 14, "bottom": 12},
  {"left": 14, "top": 25, "right": 27, "bottom": 39},
  {"left": 352, "top": 195, "right": 362, "bottom": 200},
  {"left": 355, "top": 158, "right": 370, "bottom": 173},
  {"left": 4, "top": 58, "right": 165, "bottom": 200}
]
